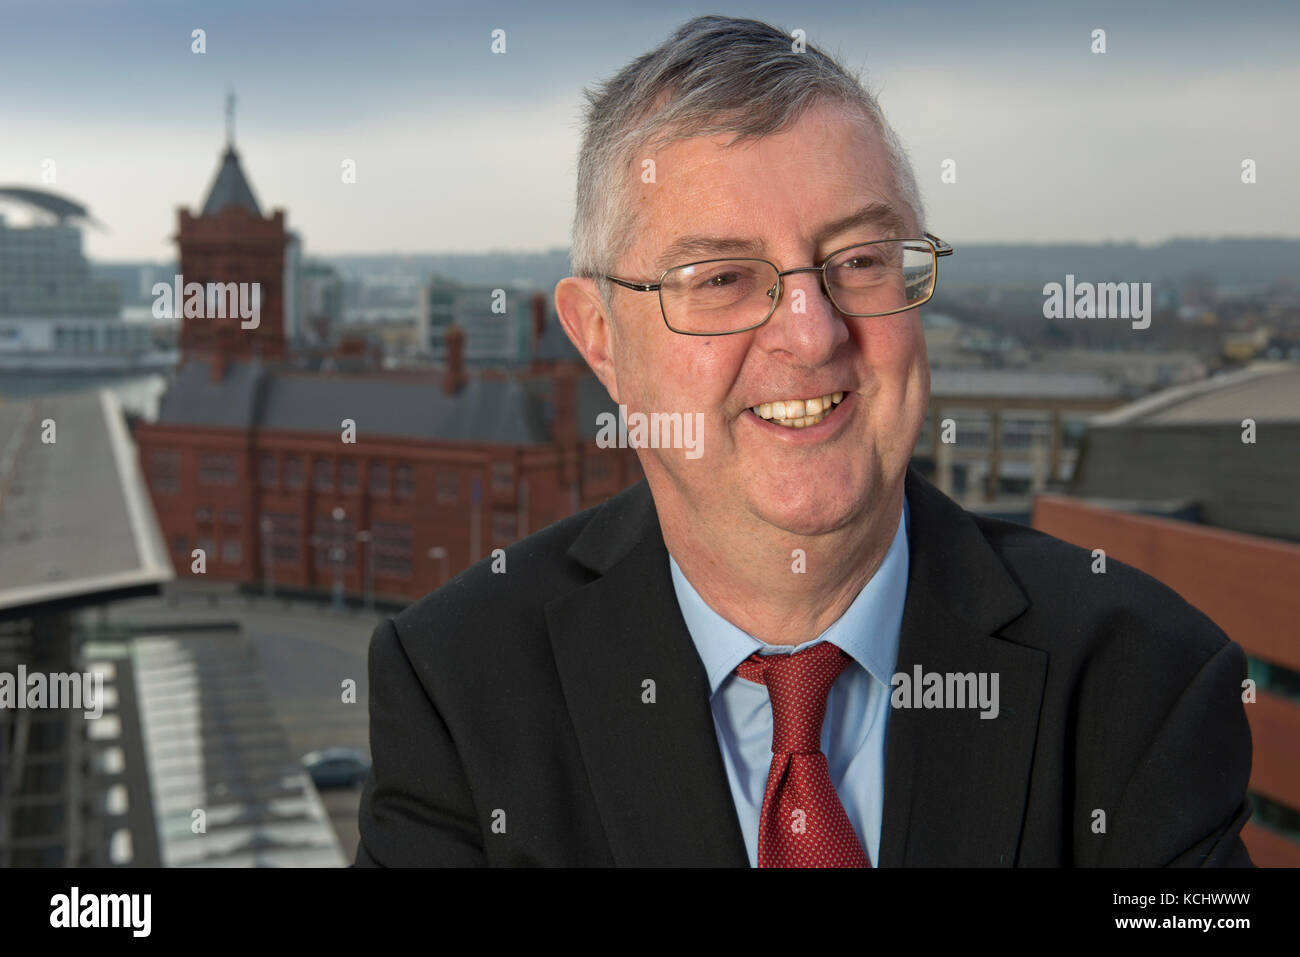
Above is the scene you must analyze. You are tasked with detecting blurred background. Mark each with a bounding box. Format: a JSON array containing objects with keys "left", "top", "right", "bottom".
[{"left": 0, "top": 0, "right": 1296, "bottom": 867}]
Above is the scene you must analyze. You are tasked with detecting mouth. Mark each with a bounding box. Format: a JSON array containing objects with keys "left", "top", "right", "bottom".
[{"left": 748, "top": 391, "right": 845, "bottom": 429}]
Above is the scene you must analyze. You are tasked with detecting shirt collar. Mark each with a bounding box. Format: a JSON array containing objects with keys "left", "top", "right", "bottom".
[{"left": 669, "top": 495, "right": 910, "bottom": 696}]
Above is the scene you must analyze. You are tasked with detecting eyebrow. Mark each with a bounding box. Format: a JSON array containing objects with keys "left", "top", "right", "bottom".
[{"left": 652, "top": 202, "right": 909, "bottom": 274}]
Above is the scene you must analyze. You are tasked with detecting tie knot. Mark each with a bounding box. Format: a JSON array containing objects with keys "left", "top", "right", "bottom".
[{"left": 735, "top": 641, "right": 852, "bottom": 753}]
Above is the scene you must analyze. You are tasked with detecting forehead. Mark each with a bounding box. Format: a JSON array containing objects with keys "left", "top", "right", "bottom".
[
  {"left": 634, "top": 102, "right": 909, "bottom": 257},
  {"left": 628, "top": 103, "right": 909, "bottom": 271}
]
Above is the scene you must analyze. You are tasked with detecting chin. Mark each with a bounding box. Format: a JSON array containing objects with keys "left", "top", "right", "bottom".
[{"left": 749, "top": 486, "right": 865, "bottom": 537}]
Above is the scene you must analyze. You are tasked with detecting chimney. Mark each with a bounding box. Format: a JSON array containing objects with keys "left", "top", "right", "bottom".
[
  {"left": 553, "top": 368, "right": 578, "bottom": 448},
  {"left": 443, "top": 323, "right": 466, "bottom": 395},
  {"left": 530, "top": 293, "right": 547, "bottom": 360}
]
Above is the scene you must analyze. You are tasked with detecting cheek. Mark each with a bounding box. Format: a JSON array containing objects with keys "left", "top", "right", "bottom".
[
  {"left": 644, "top": 337, "right": 748, "bottom": 408},
  {"left": 856, "top": 316, "right": 925, "bottom": 379}
]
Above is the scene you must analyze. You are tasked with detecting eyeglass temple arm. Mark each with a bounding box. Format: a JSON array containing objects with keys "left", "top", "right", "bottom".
[
  {"left": 603, "top": 275, "right": 660, "bottom": 292},
  {"left": 924, "top": 232, "right": 954, "bottom": 257}
]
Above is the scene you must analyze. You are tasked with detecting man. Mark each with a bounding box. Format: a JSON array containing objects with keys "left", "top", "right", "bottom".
[{"left": 355, "top": 15, "right": 1253, "bottom": 867}]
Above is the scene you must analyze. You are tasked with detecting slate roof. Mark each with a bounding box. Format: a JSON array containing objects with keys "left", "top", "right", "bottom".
[
  {"left": 156, "top": 360, "right": 608, "bottom": 445},
  {"left": 201, "top": 147, "right": 263, "bottom": 217}
]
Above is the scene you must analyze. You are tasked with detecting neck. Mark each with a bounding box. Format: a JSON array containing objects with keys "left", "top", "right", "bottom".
[{"left": 655, "top": 475, "right": 906, "bottom": 646}]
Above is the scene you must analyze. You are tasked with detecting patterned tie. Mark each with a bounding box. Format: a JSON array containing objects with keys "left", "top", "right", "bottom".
[{"left": 735, "top": 640, "right": 870, "bottom": 868}]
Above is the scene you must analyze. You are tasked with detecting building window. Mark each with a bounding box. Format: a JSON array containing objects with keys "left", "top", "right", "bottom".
[
  {"left": 369, "top": 462, "right": 389, "bottom": 498},
  {"left": 312, "top": 512, "right": 355, "bottom": 569},
  {"left": 339, "top": 460, "right": 360, "bottom": 493},
  {"left": 259, "top": 454, "right": 277, "bottom": 489},
  {"left": 395, "top": 463, "right": 415, "bottom": 500},
  {"left": 150, "top": 450, "right": 180, "bottom": 494},
  {"left": 492, "top": 461, "right": 514, "bottom": 494},
  {"left": 373, "top": 521, "right": 413, "bottom": 578},
  {"left": 221, "top": 539, "right": 242, "bottom": 563},
  {"left": 198, "top": 453, "right": 237, "bottom": 485},
  {"left": 492, "top": 509, "right": 517, "bottom": 544},
  {"left": 195, "top": 536, "right": 215, "bottom": 563},
  {"left": 222, "top": 508, "right": 240, "bottom": 527},
  {"left": 943, "top": 410, "right": 991, "bottom": 450},
  {"left": 313, "top": 459, "right": 333, "bottom": 492},
  {"left": 262, "top": 512, "right": 301, "bottom": 566},
  {"left": 195, "top": 505, "right": 213, "bottom": 524},
  {"left": 284, "top": 456, "right": 304, "bottom": 489},
  {"left": 435, "top": 469, "right": 458, "bottom": 505},
  {"left": 1000, "top": 411, "right": 1052, "bottom": 452},
  {"left": 172, "top": 534, "right": 187, "bottom": 557}
]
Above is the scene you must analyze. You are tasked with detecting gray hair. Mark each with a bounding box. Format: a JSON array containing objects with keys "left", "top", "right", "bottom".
[{"left": 571, "top": 14, "right": 926, "bottom": 310}]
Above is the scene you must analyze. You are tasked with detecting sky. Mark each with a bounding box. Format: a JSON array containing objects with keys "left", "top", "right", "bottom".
[{"left": 0, "top": 0, "right": 1296, "bottom": 262}]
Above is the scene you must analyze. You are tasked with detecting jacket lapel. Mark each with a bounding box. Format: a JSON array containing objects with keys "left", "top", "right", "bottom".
[
  {"left": 545, "top": 480, "right": 749, "bottom": 866},
  {"left": 877, "top": 469, "right": 1047, "bottom": 866},
  {"left": 547, "top": 470, "right": 1048, "bottom": 867}
]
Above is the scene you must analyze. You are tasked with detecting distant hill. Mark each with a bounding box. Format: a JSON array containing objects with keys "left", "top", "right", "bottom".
[{"left": 93, "top": 238, "right": 1300, "bottom": 306}]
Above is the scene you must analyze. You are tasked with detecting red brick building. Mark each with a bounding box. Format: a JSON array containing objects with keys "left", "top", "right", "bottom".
[
  {"left": 136, "top": 318, "right": 641, "bottom": 604},
  {"left": 135, "top": 134, "right": 641, "bottom": 605},
  {"left": 176, "top": 140, "right": 288, "bottom": 363}
]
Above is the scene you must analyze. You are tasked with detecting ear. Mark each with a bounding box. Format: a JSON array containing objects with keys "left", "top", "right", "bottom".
[{"left": 554, "top": 277, "right": 621, "bottom": 403}]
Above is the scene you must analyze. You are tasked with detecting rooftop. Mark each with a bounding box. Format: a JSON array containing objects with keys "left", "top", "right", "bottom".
[
  {"left": 0, "top": 390, "right": 173, "bottom": 614},
  {"left": 1089, "top": 362, "right": 1300, "bottom": 426},
  {"left": 200, "top": 147, "right": 263, "bottom": 218},
  {"left": 156, "top": 359, "right": 617, "bottom": 444}
]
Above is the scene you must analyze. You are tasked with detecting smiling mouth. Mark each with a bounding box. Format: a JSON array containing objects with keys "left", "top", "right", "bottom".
[{"left": 749, "top": 391, "right": 845, "bottom": 429}]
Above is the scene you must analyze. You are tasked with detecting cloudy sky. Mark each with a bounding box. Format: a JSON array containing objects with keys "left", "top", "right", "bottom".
[{"left": 1, "top": 0, "right": 1295, "bottom": 262}]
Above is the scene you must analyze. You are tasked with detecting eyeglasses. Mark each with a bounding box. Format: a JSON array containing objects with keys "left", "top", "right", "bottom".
[{"left": 603, "top": 233, "right": 953, "bottom": 336}]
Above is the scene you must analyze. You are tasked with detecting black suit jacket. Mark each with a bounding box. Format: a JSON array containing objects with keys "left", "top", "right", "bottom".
[{"left": 354, "top": 467, "right": 1254, "bottom": 866}]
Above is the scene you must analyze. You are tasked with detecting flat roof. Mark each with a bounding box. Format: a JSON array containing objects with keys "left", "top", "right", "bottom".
[
  {"left": 0, "top": 389, "right": 173, "bottom": 613},
  {"left": 1090, "top": 362, "right": 1300, "bottom": 426}
]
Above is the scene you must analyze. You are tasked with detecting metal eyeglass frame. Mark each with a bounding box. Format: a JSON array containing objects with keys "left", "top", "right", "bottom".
[{"left": 603, "top": 232, "right": 954, "bottom": 336}]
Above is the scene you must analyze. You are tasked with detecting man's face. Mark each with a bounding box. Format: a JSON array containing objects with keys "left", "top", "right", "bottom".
[{"left": 596, "top": 100, "right": 930, "bottom": 538}]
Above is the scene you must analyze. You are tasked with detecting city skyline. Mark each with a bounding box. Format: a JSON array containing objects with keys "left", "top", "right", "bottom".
[{"left": 1, "top": 0, "right": 1297, "bottom": 262}]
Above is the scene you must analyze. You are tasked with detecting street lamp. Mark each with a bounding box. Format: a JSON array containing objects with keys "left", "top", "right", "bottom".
[
  {"left": 259, "top": 515, "right": 274, "bottom": 599},
  {"left": 356, "top": 529, "right": 373, "bottom": 612},
  {"left": 331, "top": 506, "right": 346, "bottom": 611},
  {"left": 429, "top": 546, "right": 449, "bottom": 586}
]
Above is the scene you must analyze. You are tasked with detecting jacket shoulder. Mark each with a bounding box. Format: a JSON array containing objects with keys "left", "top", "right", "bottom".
[{"left": 969, "top": 510, "right": 1231, "bottom": 660}]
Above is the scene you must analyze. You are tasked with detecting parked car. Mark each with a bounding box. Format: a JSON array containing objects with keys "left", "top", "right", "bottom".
[{"left": 302, "top": 747, "right": 370, "bottom": 789}]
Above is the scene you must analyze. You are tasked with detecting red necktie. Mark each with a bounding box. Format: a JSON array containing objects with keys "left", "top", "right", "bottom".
[{"left": 735, "top": 641, "right": 870, "bottom": 868}]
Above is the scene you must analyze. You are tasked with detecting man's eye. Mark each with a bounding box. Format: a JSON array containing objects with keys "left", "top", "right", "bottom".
[{"left": 704, "top": 272, "right": 740, "bottom": 286}]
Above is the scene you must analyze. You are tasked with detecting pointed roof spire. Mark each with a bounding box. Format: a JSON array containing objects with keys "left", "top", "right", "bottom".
[
  {"left": 201, "top": 87, "right": 262, "bottom": 217},
  {"left": 225, "top": 86, "right": 235, "bottom": 148}
]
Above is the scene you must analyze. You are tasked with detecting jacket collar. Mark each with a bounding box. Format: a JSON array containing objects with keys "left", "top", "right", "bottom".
[{"left": 547, "top": 467, "right": 1044, "bottom": 866}]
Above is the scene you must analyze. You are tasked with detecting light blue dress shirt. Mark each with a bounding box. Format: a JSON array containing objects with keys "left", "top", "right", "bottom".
[{"left": 667, "top": 497, "right": 910, "bottom": 867}]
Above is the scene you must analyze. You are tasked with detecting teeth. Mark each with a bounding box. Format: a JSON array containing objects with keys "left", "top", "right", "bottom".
[{"left": 750, "top": 392, "right": 845, "bottom": 428}]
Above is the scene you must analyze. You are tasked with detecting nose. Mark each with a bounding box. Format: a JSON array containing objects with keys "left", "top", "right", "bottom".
[{"left": 753, "top": 266, "right": 848, "bottom": 365}]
